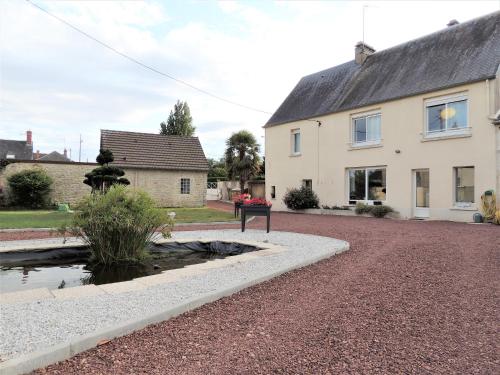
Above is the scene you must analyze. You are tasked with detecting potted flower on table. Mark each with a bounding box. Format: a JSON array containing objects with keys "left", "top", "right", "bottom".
[
  {"left": 241, "top": 198, "right": 272, "bottom": 233},
  {"left": 232, "top": 193, "right": 250, "bottom": 217}
]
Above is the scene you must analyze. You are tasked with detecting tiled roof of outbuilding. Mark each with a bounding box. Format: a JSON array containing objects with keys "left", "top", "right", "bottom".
[
  {"left": 265, "top": 11, "right": 500, "bottom": 127},
  {"left": 0, "top": 140, "right": 33, "bottom": 160},
  {"left": 100, "top": 130, "right": 209, "bottom": 172}
]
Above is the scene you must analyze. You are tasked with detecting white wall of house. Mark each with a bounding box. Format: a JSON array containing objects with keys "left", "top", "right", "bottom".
[{"left": 265, "top": 79, "right": 499, "bottom": 221}]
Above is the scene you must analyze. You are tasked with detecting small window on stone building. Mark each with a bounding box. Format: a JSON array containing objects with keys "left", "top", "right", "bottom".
[
  {"left": 271, "top": 186, "right": 276, "bottom": 199},
  {"left": 302, "top": 179, "right": 312, "bottom": 189},
  {"left": 181, "top": 178, "right": 191, "bottom": 194}
]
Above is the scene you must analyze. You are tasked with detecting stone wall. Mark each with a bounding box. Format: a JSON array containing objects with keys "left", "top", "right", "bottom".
[{"left": 0, "top": 161, "right": 207, "bottom": 207}]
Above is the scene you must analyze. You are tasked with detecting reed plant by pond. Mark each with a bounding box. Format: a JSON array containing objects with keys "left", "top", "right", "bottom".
[{"left": 70, "top": 185, "right": 174, "bottom": 265}]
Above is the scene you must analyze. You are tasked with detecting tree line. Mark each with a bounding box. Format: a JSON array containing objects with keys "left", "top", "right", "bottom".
[{"left": 160, "top": 100, "right": 264, "bottom": 192}]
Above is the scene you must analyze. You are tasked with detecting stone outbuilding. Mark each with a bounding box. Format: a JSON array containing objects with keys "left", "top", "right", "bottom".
[{"left": 0, "top": 130, "right": 209, "bottom": 207}]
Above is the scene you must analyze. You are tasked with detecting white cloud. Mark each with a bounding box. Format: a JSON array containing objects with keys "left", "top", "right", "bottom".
[{"left": 0, "top": 0, "right": 498, "bottom": 163}]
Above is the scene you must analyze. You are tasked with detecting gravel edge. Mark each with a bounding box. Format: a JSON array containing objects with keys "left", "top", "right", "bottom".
[{"left": 0, "top": 230, "right": 348, "bottom": 375}]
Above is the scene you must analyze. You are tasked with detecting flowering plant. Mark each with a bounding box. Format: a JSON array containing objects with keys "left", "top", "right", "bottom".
[
  {"left": 232, "top": 193, "right": 250, "bottom": 204},
  {"left": 243, "top": 198, "right": 272, "bottom": 207}
]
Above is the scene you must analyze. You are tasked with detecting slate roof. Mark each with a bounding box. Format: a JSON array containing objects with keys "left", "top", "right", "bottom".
[
  {"left": 265, "top": 11, "right": 500, "bottom": 127},
  {"left": 37, "top": 151, "right": 71, "bottom": 162},
  {"left": 100, "top": 130, "right": 209, "bottom": 172},
  {"left": 0, "top": 139, "right": 33, "bottom": 160}
]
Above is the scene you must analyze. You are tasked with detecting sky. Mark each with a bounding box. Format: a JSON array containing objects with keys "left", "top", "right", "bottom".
[{"left": 0, "top": 0, "right": 498, "bottom": 162}]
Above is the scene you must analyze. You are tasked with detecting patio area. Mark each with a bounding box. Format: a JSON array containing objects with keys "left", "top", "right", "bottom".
[{"left": 23, "top": 208, "right": 499, "bottom": 374}]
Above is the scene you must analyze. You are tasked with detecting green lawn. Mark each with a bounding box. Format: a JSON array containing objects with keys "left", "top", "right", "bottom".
[
  {"left": 0, "top": 210, "right": 73, "bottom": 229},
  {"left": 0, "top": 207, "right": 235, "bottom": 229},
  {"left": 163, "top": 207, "right": 234, "bottom": 224}
]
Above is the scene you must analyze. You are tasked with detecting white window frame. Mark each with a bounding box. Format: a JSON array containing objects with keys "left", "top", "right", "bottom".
[
  {"left": 453, "top": 166, "right": 474, "bottom": 207},
  {"left": 291, "top": 129, "right": 301, "bottom": 156},
  {"left": 347, "top": 166, "right": 387, "bottom": 204},
  {"left": 350, "top": 111, "right": 382, "bottom": 147},
  {"left": 424, "top": 92, "right": 470, "bottom": 139},
  {"left": 180, "top": 178, "right": 191, "bottom": 194},
  {"left": 6, "top": 153, "right": 15, "bottom": 159}
]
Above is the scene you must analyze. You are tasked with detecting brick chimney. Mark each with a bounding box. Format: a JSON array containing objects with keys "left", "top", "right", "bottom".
[
  {"left": 26, "top": 130, "right": 32, "bottom": 145},
  {"left": 63, "top": 148, "right": 68, "bottom": 158},
  {"left": 355, "top": 42, "right": 375, "bottom": 64}
]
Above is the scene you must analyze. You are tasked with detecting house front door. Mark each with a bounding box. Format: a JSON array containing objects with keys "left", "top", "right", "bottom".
[{"left": 413, "top": 169, "right": 430, "bottom": 218}]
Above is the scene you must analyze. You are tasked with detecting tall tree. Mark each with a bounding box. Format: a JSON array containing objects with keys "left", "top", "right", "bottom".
[
  {"left": 160, "top": 100, "right": 195, "bottom": 136},
  {"left": 224, "top": 130, "right": 261, "bottom": 193},
  {"left": 207, "top": 157, "right": 228, "bottom": 181},
  {"left": 84, "top": 149, "right": 130, "bottom": 194}
]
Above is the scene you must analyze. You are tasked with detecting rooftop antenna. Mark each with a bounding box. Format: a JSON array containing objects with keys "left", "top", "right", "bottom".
[
  {"left": 362, "top": 4, "right": 379, "bottom": 46},
  {"left": 78, "top": 134, "right": 83, "bottom": 162}
]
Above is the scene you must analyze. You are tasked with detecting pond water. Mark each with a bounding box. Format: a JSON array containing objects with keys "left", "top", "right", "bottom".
[{"left": 0, "top": 241, "right": 260, "bottom": 293}]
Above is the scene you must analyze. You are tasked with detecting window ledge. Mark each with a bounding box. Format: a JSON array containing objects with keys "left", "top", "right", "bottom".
[
  {"left": 289, "top": 153, "right": 302, "bottom": 157},
  {"left": 421, "top": 130, "right": 472, "bottom": 142},
  {"left": 450, "top": 206, "right": 477, "bottom": 211},
  {"left": 348, "top": 142, "right": 382, "bottom": 151}
]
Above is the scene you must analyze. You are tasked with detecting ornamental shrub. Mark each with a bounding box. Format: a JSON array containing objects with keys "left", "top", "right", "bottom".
[
  {"left": 370, "top": 205, "right": 394, "bottom": 218},
  {"left": 354, "top": 202, "right": 372, "bottom": 215},
  {"left": 283, "top": 186, "right": 319, "bottom": 210},
  {"left": 7, "top": 168, "right": 53, "bottom": 208},
  {"left": 70, "top": 185, "right": 174, "bottom": 265},
  {"left": 355, "top": 203, "right": 394, "bottom": 218},
  {"left": 84, "top": 149, "right": 130, "bottom": 194}
]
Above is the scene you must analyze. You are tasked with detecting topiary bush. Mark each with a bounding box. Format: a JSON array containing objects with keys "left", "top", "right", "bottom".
[
  {"left": 70, "top": 185, "right": 174, "bottom": 265},
  {"left": 7, "top": 168, "right": 53, "bottom": 208},
  {"left": 283, "top": 186, "right": 319, "bottom": 210},
  {"left": 84, "top": 149, "right": 130, "bottom": 194}
]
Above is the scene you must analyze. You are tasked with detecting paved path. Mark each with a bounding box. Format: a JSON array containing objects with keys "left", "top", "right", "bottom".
[{"left": 33, "top": 213, "right": 499, "bottom": 374}]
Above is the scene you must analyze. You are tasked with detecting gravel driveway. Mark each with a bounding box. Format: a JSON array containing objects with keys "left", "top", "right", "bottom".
[{"left": 34, "top": 213, "right": 499, "bottom": 374}]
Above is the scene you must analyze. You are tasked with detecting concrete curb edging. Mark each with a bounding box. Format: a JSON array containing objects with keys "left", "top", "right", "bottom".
[{"left": 0, "top": 240, "right": 349, "bottom": 375}]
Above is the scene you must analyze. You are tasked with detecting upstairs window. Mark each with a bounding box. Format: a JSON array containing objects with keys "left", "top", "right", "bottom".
[
  {"left": 352, "top": 113, "right": 381, "bottom": 145},
  {"left": 291, "top": 129, "right": 301, "bottom": 155},
  {"left": 180, "top": 178, "right": 191, "bottom": 194},
  {"left": 425, "top": 94, "right": 468, "bottom": 137}
]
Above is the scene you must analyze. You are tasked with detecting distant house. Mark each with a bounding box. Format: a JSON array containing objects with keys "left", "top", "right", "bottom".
[
  {"left": 34, "top": 150, "right": 71, "bottom": 162},
  {"left": 100, "top": 129, "right": 209, "bottom": 207},
  {"left": 264, "top": 12, "right": 500, "bottom": 222},
  {"left": 0, "top": 131, "right": 33, "bottom": 160}
]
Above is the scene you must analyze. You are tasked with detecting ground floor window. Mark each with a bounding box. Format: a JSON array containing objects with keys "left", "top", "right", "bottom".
[
  {"left": 454, "top": 167, "right": 474, "bottom": 205},
  {"left": 302, "top": 179, "right": 312, "bottom": 189},
  {"left": 180, "top": 178, "right": 191, "bottom": 194},
  {"left": 270, "top": 185, "right": 276, "bottom": 199},
  {"left": 348, "top": 167, "right": 386, "bottom": 203}
]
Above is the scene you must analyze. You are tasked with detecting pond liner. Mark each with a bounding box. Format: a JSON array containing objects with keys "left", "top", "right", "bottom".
[
  {"left": 0, "top": 241, "right": 262, "bottom": 268},
  {"left": 0, "top": 247, "right": 90, "bottom": 267},
  {"left": 152, "top": 241, "right": 262, "bottom": 255}
]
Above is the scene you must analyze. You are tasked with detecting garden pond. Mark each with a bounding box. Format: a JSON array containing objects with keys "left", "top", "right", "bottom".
[{"left": 0, "top": 241, "right": 261, "bottom": 293}]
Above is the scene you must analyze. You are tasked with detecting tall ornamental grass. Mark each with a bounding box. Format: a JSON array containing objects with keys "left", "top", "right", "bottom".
[{"left": 72, "top": 185, "right": 173, "bottom": 265}]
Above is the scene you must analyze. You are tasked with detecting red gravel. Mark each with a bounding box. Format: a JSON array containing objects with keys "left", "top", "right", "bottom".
[
  {"left": 30, "top": 214, "right": 500, "bottom": 374},
  {"left": 0, "top": 230, "right": 64, "bottom": 242}
]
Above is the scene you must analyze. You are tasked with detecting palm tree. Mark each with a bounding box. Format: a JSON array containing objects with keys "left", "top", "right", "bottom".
[{"left": 224, "top": 130, "right": 261, "bottom": 193}]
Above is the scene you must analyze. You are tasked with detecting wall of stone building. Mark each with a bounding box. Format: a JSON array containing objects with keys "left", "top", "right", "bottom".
[
  {"left": 0, "top": 161, "right": 207, "bottom": 207},
  {"left": 0, "top": 161, "right": 95, "bottom": 206},
  {"left": 124, "top": 168, "right": 206, "bottom": 207}
]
